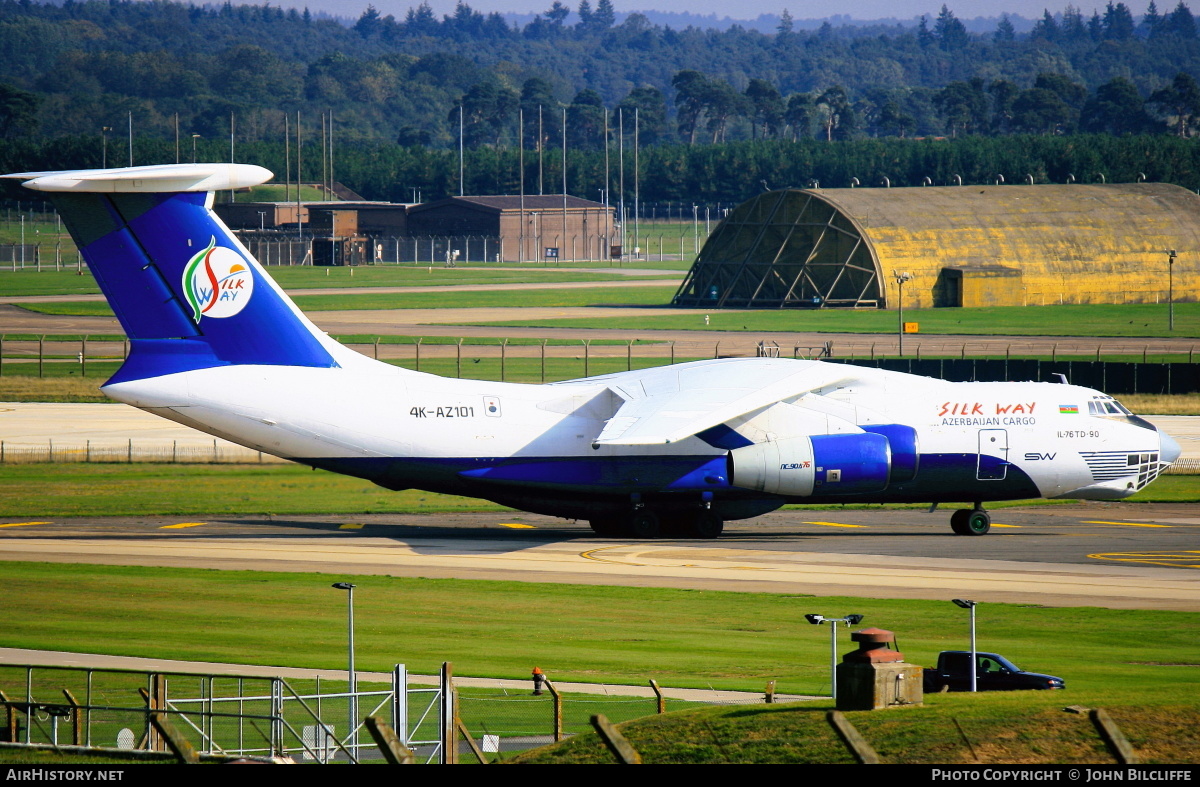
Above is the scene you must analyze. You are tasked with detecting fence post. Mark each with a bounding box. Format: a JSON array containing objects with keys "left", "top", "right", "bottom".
[
  {"left": 81, "top": 335, "right": 87, "bottom": 377},
  {"left": 440, "top": 662, "right": 456, "bottom": 765},
  {"left": 1, "top": 334, "right": 4, "bottom": 377},
  {"left": 583, "top": 339, "right": 590, "bottom": 377},
  {"left": 649, "top": 679, "right": 665, "bottom": 714},
  {"left": 365, "top": 716, "right": 415, "bottom": 764},
  {"left": 827, "top": 710, "right": 880, "bottom": 764},
  {"left": 501, "top": 338, "right": 508, "bottom": 381},
  {"left": 627, "top": 340, "right": 633, "bottom": 371},
  {"left": 0, "top": 689, "right": 17, "bottom": 742},
  {"left": 540, "top": 340, "right": 547, "bottom": 383},
  {"left": 591, "top": 714, "right": 641, "bottom": 764},
  {"left": 38, "top": 335, "right": 44, "bottom": 378},
  {"left": 669, "top": 341, "right": 675, "bottom": 365},
  {"left": 1091, "top": 708, "right": 1138, "bottom": 765},
  {"left": 456, "top": 339, "right": 463, "bottom": 378},
  {"left": 415, "top": 338, "right": 422, "bottom": 372},
  {"left": 374, "top": 337, "right": 379, "bottom": 360},
  {"left": 545, "top": 680, "right": 563, "bottom": 741},
  {"left": 62, "top": 690, "right": 82, "bottom": 746}
]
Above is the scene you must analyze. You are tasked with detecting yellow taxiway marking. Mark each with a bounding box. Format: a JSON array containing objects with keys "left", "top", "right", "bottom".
[
  {"left": 338, "top": 524, "right": 364, "bottom": 530},
  {"left": 1083, "top": 520, "right": 1171, "bottom": 528},
  {"left": 580, "top": 545, "right": 638, "bottom": 565},
  {"left": 1088, "top": 551, "right": 1200, "bottom": 569},
  {"left": 992, "top": 524, "right": 1020, "bottom": 528},
  {"left": 803, "top": 521, "right": 865, "bottom": 528},
  {"left": 498, "top": 523, "right": 536, "bottom": 529},
  {"left": 160, "top": 522, "right": 207, "bottom": 530},
  {"left": 0, "top": 521, "right": 51, "bottom": 528}
]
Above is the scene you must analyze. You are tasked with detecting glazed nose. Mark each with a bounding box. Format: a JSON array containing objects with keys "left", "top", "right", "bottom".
[{"left": 1160, "top": 430, "right": 1182, "bottom": 466}]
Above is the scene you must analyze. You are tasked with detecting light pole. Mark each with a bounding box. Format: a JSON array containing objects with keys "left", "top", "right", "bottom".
[
  {"left": 331, "top": 582, "right": 357, "bottom": 754},
  {"left": 895, "top": 271, "right": 913, "bottom": 356},
  {"left": 805, "top": 613, "right": 864, "bottom": 701},
  {"left": 20, "top": 214, "right": 25, "bottom": 267},
  {"left": 101, "top": 127, "right": 111, "bottom": 168},
  {"left": 1168, "top": 249, "right": 1177, "bottom": 331},
  {"left": 191, "top": 134, "right": 201, "bottom": 164},
  {"left": 692, "top": 204, "right": 698, "bottom": 256},
  {"left": 952, "top": 599, "right": 977, "bottom": 692}
]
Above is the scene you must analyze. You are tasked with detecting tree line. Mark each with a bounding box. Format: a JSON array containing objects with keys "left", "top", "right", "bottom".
[
  {"left": 3, "top": 0, "right": 1200, "bottom": 151},
  {"left": 5, "top": 133, "right": 1200, "bottom": 205}
]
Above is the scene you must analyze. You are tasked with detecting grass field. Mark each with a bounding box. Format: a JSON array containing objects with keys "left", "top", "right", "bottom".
[
  {"left": 475, "top": 302, "right": 1200, "bottom": 339},
  {"left": 0, "top": 259, "right": 686, "bottom": 298},
  {"left": 2, "top": 561, "right": 1197, "bottom": 700},
  {"left": 0, "top": 463, "right": 1195, "bottom": 518},
  {"left": 0, "top": 463, "right": 507, "bottom": 517},
  {"left": 17, "top": 285, "right": 680, "bottom": 316}
]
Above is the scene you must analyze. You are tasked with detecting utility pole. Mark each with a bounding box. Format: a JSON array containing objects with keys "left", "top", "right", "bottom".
[{"left": 1169, "top": 249, "right": 1177, "bottom": 331}]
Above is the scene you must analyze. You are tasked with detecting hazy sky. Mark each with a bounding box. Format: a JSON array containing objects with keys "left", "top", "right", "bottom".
[{"left": 311, "top": 0, "right": 1126, "bottom": 22}]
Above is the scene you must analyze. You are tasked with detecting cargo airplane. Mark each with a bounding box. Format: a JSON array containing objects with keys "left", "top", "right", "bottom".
[{"left": 3, "top": 164, "right": 1181, "bottom": 538}]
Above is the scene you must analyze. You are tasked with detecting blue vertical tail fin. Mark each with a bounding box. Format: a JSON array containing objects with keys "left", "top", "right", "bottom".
[{"left": 3, "top": 165, "right": 338, "bottom": 384}]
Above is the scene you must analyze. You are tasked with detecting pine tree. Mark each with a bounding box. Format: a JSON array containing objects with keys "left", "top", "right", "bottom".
[
  {"left": 595, "top": 0, "right": 615, "bottom": 29},
  {"left": 994, "top": 14, "right": 1016, "bottom": 41}
]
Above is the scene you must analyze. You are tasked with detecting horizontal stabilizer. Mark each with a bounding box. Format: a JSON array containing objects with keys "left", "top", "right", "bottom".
[{"left": 4, "top": 163, "right": 271, "bottom": 194}]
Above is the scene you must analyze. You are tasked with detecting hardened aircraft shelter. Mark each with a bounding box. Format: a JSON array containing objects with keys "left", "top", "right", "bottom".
[{"left": 672, "top": 183, "right": 1200, "bottom": 310}]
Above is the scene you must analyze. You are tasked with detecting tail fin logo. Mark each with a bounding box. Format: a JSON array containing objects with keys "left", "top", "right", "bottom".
[{"left": 182, "top": 237, "right": 254, "bottom": 322}]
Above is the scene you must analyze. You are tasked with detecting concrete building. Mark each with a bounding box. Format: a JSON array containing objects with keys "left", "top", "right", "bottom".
[{"left": 673, "top": 183, "right": 1200, "bottom": 309}]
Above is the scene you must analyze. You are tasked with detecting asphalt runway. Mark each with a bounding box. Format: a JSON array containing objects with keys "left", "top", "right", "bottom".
[{"left": 3, "top": 504, "right": 1198, "bottom": 610}]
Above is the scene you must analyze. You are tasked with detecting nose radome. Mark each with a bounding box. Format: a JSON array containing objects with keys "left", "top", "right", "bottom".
[{"left": 1160, "top": 431, "right": 1183, "bottom": 466}]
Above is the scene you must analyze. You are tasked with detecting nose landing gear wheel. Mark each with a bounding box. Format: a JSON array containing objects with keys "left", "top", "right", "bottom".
[{"left": 951, "top": 508, "right": 991, "bottom": 535}]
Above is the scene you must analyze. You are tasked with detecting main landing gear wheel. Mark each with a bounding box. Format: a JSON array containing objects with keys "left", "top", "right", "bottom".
[
  {"left": 589, "top": 517, "right": 624, "bottom": 538},
  {"left": 690, "top": 511, "right": 724, "bottom": 539},
  {"left": 629, "top": 510, "right": 661, "bottom": 539},
  {"left": 950, "top": 508, "right": 991, "bottom": 536}
]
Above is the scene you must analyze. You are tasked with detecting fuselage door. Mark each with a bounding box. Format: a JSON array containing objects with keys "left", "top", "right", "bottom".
[{"left": 977, "top": 429, "right": 1009, "bottom": 481}]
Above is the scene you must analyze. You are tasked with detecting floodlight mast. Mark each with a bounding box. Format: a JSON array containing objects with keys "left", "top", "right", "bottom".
[
  {"left": 805, "top": 613, "right": 864, "bottom": 701},
  {"left": 952, "top": 599, "right": 978, "bottom": 692}
]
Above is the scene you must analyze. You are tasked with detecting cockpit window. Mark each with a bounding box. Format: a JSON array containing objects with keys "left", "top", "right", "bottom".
[{"left": 1090, "top": 396, "right": 1155, "bottom": 430}]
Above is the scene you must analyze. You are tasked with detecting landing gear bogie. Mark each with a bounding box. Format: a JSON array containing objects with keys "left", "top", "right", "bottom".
[
  {"left": 588, "top": 508, "right": 724, "bottom": 539},
  {"left": 950, "top": 507, "right": 990, "bottom": 536}
]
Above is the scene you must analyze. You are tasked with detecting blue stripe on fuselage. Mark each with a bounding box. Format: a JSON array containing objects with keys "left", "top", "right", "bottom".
[{"left": 300, "top": 452, "right": 1040, "bottom": 505}]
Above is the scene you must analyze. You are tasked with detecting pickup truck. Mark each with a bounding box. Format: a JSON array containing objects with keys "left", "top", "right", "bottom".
[{"left": 924, "top": 651, "right": 1065, "bottom": 692}]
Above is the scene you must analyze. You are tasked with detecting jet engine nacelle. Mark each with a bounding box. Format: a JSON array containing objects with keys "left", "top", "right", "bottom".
[{"left": 728, "top": 432, "right": 892, "bottom": 497}]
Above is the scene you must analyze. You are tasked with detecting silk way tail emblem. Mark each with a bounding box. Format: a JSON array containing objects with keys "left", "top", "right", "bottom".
[{"left": 183, "top": 237, "right": 254, "bottom": 322}]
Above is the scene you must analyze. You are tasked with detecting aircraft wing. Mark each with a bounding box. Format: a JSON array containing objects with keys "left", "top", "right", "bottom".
[{"left": 587, "top": 359, "right": 856, "bottom": 446}]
